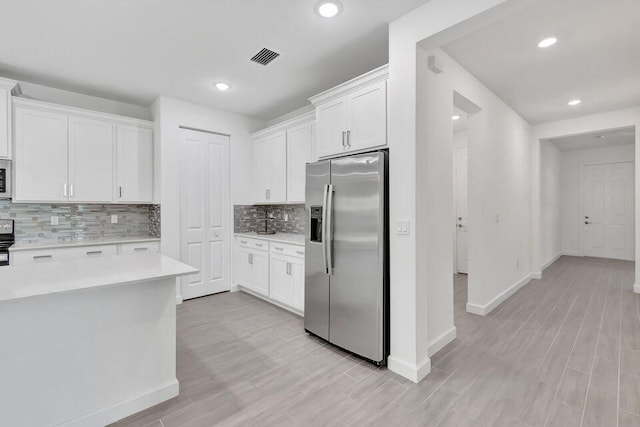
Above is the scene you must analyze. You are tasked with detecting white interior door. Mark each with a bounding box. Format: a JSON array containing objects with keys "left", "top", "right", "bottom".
[
  {"left": 180, "top": 129, "right": 230, "bottom": 299},
  {"left": 455, "top": 147, "right": 469, "bottom": 273},
  {"left": 582, "top": 162, "right": 634, "bottom": 260}
]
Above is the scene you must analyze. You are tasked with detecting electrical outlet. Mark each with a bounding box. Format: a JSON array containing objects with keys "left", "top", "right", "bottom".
[
  {"left": 396, "top": 220, "right": 410, "bottom": 236},
  {"left": 50, "top": 216, "right": 59, "bottom": 226},
  {"left": 111, "top": 215, "right": 118, "bottom": 224}
]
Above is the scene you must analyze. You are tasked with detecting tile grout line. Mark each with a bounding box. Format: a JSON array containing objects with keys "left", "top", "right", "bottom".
[
  {"left": 542, "top": 267, "right": 599, "bottom": 427},
  {"left": 578, "top": 265, "right": 612, "bottom": 427}
]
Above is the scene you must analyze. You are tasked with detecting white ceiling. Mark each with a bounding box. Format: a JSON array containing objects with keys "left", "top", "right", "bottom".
[
  {"left": 443, "top": 0, "right": 640, "bottom": 124},
  {"left": 547, "top": 127, "right": 635, "bottom": 152},
  {"left": 0, "top": 0, "right": 428, "bottom": 121}
]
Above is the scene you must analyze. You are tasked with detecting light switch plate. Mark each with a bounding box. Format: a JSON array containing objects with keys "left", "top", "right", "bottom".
[
  {"left": 396, "top": 220, "right": 410, "bottom": 236},
  {"left": 111, "top": 215, "right": 118, "bottom": 224},
  {"left": 50, "top": 216, "right": 59, "bottom": 226}
]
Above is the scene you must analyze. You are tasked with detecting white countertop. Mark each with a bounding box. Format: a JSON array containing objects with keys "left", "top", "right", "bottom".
[
  {"left": 0, "top": 253, "right": 197, "bottom": 303},
  {"left": 10, "top": 236, "right": 161, "bottom": 252},
  {"left": 235, "top": 232, "right": 305, "bottom": 246}
]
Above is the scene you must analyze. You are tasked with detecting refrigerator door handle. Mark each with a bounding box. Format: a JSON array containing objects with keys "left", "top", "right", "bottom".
[
  {"left": 326, "top": 184, "right": 335, "bottom": 276},
  {"left": 322, "top": 184, "right": 329, "bottom": 274}
]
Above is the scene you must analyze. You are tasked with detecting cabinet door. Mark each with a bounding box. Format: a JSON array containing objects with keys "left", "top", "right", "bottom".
[
  {"left": 235, "top": 247, "right": 253, "bottom": 288},
  {"left": 251, "top": 250, "right": 269, "bottom": 296},
  {"left": 269, "top": 133, "right": 287, "bottom": 203},
  {"left": 269, "top": 255, "right": 294, "bottom": 306},
  {"left": 290, "top": 258, "right": 305, "bottom": 311},
  {"left": 68, "top": 117, "right": 114, "bottom": 202},
  {"left": 286, "top": 123, "right": 313, "bottom": 203},
  {"left": 347, "top": 80, "right": 387, "bottom": 152},
  {"left": 0, "top": 88, "right": 9, "bottom": 159},
  {"left": 315, "top": 97, "right": 348, "bottom": 158},
  {"left": 253, "top": 137, "right": 269, "bottom": 203},
  {"left": 14, "top": 108, "right": 69, "bottom": 202},
  {"left": 116, "top": 125, "right": 153, "bottom": 203}
]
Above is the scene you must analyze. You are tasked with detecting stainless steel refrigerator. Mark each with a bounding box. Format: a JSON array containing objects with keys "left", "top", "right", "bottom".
[{"left": 304, "top": 150, "right": 389, "bottom": 366}]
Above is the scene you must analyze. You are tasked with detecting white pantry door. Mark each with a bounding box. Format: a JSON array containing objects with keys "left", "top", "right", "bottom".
[
  {"left": 455, "top": 147, "right": 469, "bottom": 273},
  {"left": 180, "top": 129, "right": 230, "bottom": 299},
  {"left": 582, "top": 162, "right": 634, "bottom": 261}
]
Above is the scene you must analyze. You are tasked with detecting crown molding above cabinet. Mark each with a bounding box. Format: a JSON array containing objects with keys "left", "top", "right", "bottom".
[{"left": 0, "top": 78, "right": 19, "bottom": 159}]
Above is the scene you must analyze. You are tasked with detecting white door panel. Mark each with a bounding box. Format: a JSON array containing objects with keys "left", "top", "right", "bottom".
[
  {"left": 455, "top": 147, "right": 468, "bottom": 274},
  {"left": 180, "top": 129, "right": 230, "bottom": 299},
  {"left": 582, "top": 162, "right": 634, "bottom": 260}
]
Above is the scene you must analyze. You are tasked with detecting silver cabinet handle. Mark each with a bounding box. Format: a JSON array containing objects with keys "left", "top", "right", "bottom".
[
  {"left": 296, "top": 250, "right": 304, "bottom": 255},
  {"left": 33, "top": 255, "right": 53, "bottom": 260},
  {"left": 265, "top": 189, "right": 271, "bottom": 200},
  {"left": 255, "top": 243, "right": 263, "bottom": 247},
  {"left": 119, "top": 186, "right": 123, "bottom": 198},
  {"left": 346, "top": 130, "right": 351, "bottom": 148},
  {"left": 64, "top": 184, "right": 68, "bottom": 197},
  {"left": 134, "top": 247, "right": 148, "bottom": 252},
  {"left": 70, "top": 184, "right": 74, "bottom": 198},
  {"left": 248, "top": 253, "right": 253, "bottom": 265},
  {"left": 286, "top": 262, "right": 291, "bottom": 275},
  {"left": 274, "top": 247, "right": 284, "bottom": 251},
  {"left": 240, "top": 240, "right": 248, "bottom": 244},
  {"left": 342, "top": 131, "right": 346, "bottom": 148},
  {"left": 86, "top": 250, "right": 103, "bottom": 256}
]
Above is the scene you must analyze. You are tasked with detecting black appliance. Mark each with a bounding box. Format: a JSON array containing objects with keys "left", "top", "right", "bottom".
[{"left": 0, "top": 219, "right": 15, "bottom": 266}]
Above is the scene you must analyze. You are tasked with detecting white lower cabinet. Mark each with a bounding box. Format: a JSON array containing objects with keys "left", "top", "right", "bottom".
[
  {"left": 269, "top": 253, "right": 304, "bottom": 312},
  {"left": 234, "top": 236, "right": 305, "bottom": 313}
]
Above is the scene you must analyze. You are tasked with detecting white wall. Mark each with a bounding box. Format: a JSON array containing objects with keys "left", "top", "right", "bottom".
[
  {"left": 560, "top": 144, "right": 635, "bottom": 256},
  {"left": 151, "top": 96, "right": 264, "bottom": 301},
  {"left": 387, "top": 0, "right": 540, "bottom": 382},
  {"left": 420, "top": 49, "right": 532, "bottom": 322},
  {"left": 539, "top": 141, "right": 562, "bottom": 268},
  {"left": 18, "top": 81, "right": 151, "bottom": 120}
]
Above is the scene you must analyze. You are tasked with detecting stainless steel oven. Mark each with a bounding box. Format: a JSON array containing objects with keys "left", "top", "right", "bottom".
[{"left": 0, "top": 159, "right": 11, "bottom": 200}]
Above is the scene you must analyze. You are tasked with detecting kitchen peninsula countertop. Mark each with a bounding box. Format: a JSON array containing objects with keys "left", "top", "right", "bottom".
[
  {"left": 234, "top": 232, "right": 305, "bottom": 246},
  {"left": 10, "top": 236, "right": 160, "bottom": 252},
  {"left": 0, "top": 253, "right": 196, "bottom": 303}
]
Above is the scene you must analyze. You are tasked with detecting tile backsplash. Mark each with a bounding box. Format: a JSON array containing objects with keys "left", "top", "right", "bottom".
[
  {"left": 0, "top": 201, "right": 161, "bottom": 244},
  {"left": 234, "top": 204, "right": 305, "bottom": 234}
]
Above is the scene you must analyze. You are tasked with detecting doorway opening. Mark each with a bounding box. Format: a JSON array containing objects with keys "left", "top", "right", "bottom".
[{"left": 541, "top": 126, "right": 636, "bottom": 264}]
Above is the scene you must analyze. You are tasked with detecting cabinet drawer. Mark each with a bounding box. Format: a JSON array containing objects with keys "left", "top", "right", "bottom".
[
  {"left": 270, "top": 243, "right": 305, "bottom": 258},
  {"left": 12, "top": 244, "right": 118, "bottom": 265},
  {"left": 120, "top": 241, "right": 160, "bottom": 254},
  {"left": 236, "top": 237, "right": 269, "bottom": 251}
]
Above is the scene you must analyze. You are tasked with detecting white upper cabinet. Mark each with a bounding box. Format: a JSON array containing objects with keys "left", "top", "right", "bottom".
[
  {"left": 0, "top": 78, "right": 17, "bottom": 159},
  {"left": 286, "top": 123, "right": 313, "bottom": 203},
  {"left": 253, "top": 132, "right": 287, "bottom": 204},
  {"left": 68, "top": 117, "right": 114, "bottom": 203},
  {"left": 252, "top": 112, "right": 314, "bottom": 204},
  {"left": 14, "top": 108, "right": 69, "bottom": 202},
  {"left": 310, "top": 65, "right": 388, "bottom": 159},
  {"left": 13, "top": 99, "right": 154, "bottom": 204},
  {"left": 117, "top": 125, "right": 153, "bottom": 203}
]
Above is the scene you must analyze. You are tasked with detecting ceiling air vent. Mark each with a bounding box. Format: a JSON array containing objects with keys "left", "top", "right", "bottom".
[{"left": 250, "top": 48, "right": 281, "bottom": 66}]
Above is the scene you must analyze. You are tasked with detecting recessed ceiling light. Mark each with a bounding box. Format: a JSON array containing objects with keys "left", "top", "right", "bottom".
[
  {"left": 317, "top": 1, "right": 342, "bottom": 18},
  {"left": 452, "top": 115, "right": 461, "bottom": 121},
  {"left": 214, "top": 82, "right": 231, "bottom": 91},
  {"left": 567, "top": 99, "right": 582, "bottom": 106},
  {"left": 537, "top": 37, "right": 558, "bottom": 48}
]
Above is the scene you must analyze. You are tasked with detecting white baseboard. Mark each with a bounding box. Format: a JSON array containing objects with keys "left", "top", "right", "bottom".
[
  {"left": 635, "top": 282, "right": 640, "bottom": 294},
  {"left": 175, "top": 295, "right": 183, "bottom": 305},
  {"left": 428, "top": 327, "right": 457, "bottom": 357},
  {"left": 466, "top": 273, "right": 533, "bottom": 316},
  {"left": 62, "top": 379, "right": 179, "bottom": 427},
  {"left": 230, "top": 284, "right": 240, "bottom": 292},
  {"left": 532, "top": 272, "right": 542, "bottom": 280},
  {"left": 388, "top": 355, "right": 431, "bottom": 383},
  {"left": 562, "top": 250, "right": 581, "bottom": 257}
]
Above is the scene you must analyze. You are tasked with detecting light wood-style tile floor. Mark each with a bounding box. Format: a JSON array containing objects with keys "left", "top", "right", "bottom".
[{"left": 112, "top": 256, "right": 638, "bottom": 427}]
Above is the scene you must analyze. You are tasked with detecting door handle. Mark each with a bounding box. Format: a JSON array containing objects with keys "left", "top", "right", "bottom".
[
  {"left": 325, "top": 184, "right": 335, "bottom": 276},
  {"left": 322, "top": 184, "right": 329, "bottom": 274},
  {"left": 585, "top": 221, "right": 590, "bottom": 225},
  {"left": 342, "top": 131, "right": 346, "bottom": 148},
  {"left": 346, "top": 130, "right": 351, "bottom": 148},
  {"left": 457, "top": 224, "right": 463, "bottom": 228}
]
